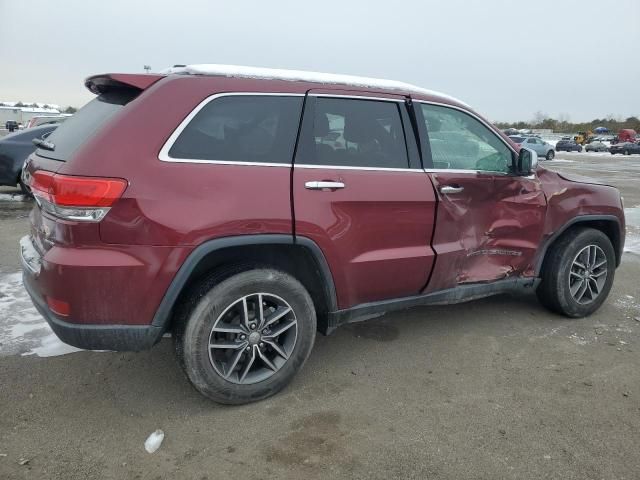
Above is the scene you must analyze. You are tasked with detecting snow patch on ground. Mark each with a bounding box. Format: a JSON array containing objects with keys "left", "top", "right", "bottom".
[
  {"left": 0, "top": 272, "right": 82, "bottom": 357},
  {"left": 0, "top": 193, "right": 27, "bottom": 202},
  {"left": 546, "top": 159, "right": 575, "bottom": 164},
  {"left": 624, "top": 207, "right": 640, "bottom": 255}
]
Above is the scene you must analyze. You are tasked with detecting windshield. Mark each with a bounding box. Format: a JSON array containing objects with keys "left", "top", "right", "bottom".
[
  {"left": 509, "top": 136, "right": 525, "bottom": 143},
  {"left": 36, "top": 88, "right": 138, "bottom": 162}
]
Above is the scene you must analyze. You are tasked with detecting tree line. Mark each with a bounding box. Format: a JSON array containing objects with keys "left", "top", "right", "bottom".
[
  {"left": 495, "top": 115, "right": 640, "bottom": 134},
  {"left": 0, "top": 102, "right": 77, "bottom": 113}
]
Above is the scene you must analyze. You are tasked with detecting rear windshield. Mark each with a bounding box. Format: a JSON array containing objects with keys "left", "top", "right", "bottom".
[
  {"left": 36, "top": 88, "right": 138, "bottom": 161},
  {"left": 509, "top": 136, "right": 525, "bottom": 143}
]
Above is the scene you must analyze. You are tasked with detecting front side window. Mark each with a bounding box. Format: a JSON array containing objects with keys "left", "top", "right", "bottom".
[
  {"left": 300, "top": 97, "right": 410, "bottom": 169},
  {"left": 168, "top": 95, "right": 303, "bottom": 164},
  {"left": 420, "top": 104, "right": 513, "bottom": 173}
]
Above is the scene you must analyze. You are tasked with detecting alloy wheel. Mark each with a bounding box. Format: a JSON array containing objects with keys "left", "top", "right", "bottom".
[
  {"left": 208, "top": 293, "right": 298, "bottom": 384},
  {"left": 568, "top": 245, "right": 608, "bottom": 305}
]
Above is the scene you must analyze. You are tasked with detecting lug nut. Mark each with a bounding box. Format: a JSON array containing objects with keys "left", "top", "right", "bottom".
[
  {"left": 250, "top": 323, "right": 256, "bottom": 330},
  {"left": 259, "top": 342, "right": 264, "bottom": 348},
  {"left": 246, "top": 346, "right": 251, "bottom": 351},
  {"left": 240, "top": 335, "right": 246, "bottom": 340}
]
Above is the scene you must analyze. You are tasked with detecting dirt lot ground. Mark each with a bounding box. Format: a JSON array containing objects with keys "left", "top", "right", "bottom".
[{"left": 1, "top": 152, "right": 639, "bottom": 480}]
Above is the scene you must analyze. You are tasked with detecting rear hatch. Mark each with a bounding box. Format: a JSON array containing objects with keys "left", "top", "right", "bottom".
[{"left": 25, "top": 73, "right": 163, "bottom": 256}]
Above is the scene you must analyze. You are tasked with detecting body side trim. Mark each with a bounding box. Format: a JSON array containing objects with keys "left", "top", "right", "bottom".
[{"left": 325, "top": 277, "right": 539, "bottom": 334}]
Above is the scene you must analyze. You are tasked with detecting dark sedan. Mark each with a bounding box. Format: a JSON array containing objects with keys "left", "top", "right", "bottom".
[
  {"left": 0, "top": 124, "right": 57, "bottom": 192},
  {"left": 609, "top": 142, "right": 640, "bottom": 155},
  {"left": 555, "top": 139, "right": 583, "bottom": 152}
]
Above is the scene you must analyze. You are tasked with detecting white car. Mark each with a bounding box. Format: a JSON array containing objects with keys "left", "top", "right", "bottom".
[{"left": 509, "top": 136, "right": 555, "bottom": 160}]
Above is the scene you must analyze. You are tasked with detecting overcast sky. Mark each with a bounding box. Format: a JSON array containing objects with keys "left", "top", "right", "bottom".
[{"left": 1, "top": 0, "right": 638, "bottom": 122}]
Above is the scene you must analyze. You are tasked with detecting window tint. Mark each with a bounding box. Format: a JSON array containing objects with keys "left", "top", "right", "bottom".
[
  {"left": 301, "top": 97, "right": 409, "bottom": 169},
  {"left": 169, "top": 96, "right": 303, "bottom": 164},
  {"left": 420, "top": 104, "right": 513, "bottom": 173},
  {"left": 37, "top": 88, "right": 139, "bottom": 162}
]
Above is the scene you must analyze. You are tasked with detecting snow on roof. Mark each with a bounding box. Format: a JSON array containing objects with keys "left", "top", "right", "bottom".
[{"left": 164, "top": 64, "right": 469, "bottom": 107}]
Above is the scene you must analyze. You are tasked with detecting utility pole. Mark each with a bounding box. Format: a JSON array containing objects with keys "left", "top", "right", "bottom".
[{"left": 143, "top": 65, "right": 151, "bottom": 74}]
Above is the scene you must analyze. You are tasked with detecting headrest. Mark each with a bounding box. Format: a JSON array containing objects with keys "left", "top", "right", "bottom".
[{"left": 314, "top": 111, "right": 330, "bottom": 137}]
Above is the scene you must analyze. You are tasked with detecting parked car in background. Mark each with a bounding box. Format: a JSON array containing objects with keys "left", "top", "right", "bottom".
[
  {"left": 609, "top": 142, "right": 640, "bottom": 155},
  {"left": 0, "top": 124, "right": 58, "bottom": 193},
  {"left": 25, "top": 115, "right": 70, "bottom": 129},
  {"left": 555, "top": 139, "right": 583, "bottom": 152},
  {"left": 5, "top": 120, "right": 19, "bottom": 132},
  {"left": 585, "top": 141, "right": 609, "bottom": 152},
  {"left": 509, "top": 136, "right": 555, "bottom": 160},
  {"left": 21, "top": 65, "right": 625, "bottom": 405}
]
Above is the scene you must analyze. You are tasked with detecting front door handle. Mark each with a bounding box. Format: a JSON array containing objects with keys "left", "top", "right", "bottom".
[
  {"left": 305, "top": 181, "right": 345, "bottom": 190},
  {"left": 439, "top": 185, "right": 464, "bottom": 194}
]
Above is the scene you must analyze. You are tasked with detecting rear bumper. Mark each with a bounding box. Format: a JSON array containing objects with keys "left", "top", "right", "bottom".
[
  {"left": 20, "top": 234, "right": 169, "bottom": 351},
  {"left": 22, "top": 270, "right": 163, "bottom": 351}
]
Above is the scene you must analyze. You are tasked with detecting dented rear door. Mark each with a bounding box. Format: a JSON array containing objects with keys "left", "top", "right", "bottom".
[{"left": 414, "top": 101, "right": 547, "bottom": 292}]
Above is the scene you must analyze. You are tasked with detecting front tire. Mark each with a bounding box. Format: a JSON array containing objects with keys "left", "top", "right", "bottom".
[
  {"left": 174, "top": 269, "right": 317, "bottom": 404},
  {"left": 536, "top": 228, "right": 615, "bottom": 317},
  {"left": 546, "top": 150, "right": 555, "bottom": 160}
]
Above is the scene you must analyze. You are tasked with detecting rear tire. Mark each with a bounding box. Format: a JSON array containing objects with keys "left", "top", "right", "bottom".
[
  {"left": 624, "top": 149, "right": 630, "bottom": 155},
  {"left": 173, "top": 268, "right": 316, "bottom": 404},
  {"left": 536, "top": 228, "right": 615, "bottom": 317}
]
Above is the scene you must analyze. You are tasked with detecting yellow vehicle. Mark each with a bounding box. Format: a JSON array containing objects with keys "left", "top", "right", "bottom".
[{"left": 573, "top": 131, "right": 593, "bottom": 145}]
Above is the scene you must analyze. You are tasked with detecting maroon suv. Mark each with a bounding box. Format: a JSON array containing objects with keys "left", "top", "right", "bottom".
[{"left": 21, "top": 65, "right": 625, "bottom": 404}]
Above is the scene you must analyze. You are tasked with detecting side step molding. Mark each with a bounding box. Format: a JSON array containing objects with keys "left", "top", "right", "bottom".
[{"left": 323, "top": 277, "right": 540, "bottom": 335}]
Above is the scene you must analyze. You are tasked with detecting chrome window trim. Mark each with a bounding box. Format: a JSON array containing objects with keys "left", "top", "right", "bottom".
[
  {"left": 309, "top": 93, "right": 404, "bottom": 103},
  {"left": 295, "top": 164, "right": 423, "bottom": 172},
  {"left": 158, "top": 92, "right": 305, "bottom": 165},
  {"left": 424, "top": 168, "right": 510, "bottom": 176}
]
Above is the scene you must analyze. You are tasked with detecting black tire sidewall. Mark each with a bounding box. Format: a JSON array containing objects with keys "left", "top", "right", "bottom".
[
  {"left": 552, "top": 230, "right": 616, "bottom": 317},
  {"left": 179, "top": 269, "right": 316, "bottom": 404}
]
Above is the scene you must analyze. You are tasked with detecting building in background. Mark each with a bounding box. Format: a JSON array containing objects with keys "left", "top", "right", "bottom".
[{"left": 0, "top": 102, "right": 61, "bottom": 126}]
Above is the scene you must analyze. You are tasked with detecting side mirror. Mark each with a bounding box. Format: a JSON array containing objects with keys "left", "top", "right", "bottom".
[{"left": 518, "top": 147, "right": 538, "bottom": 174}]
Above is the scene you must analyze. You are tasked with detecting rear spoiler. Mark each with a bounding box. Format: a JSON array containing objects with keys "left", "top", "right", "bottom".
[{"left": 84, "top": 73, "right": 164, "bottom": 95}]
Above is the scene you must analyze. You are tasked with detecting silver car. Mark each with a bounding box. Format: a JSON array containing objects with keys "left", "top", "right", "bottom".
[
  {"left": 585, "top": 141, "right": 609, "bottom": 152},
  {"left": 509, "top": 136, "right": 555, "bottom": 160}
]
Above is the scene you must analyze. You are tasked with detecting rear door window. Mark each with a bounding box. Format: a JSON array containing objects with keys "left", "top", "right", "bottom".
[
  {"left": 37, "top": 88, "right": 139, "bottom": 162},
  {"left": 297, "top": 97, "right": 411, "bottom": 169},
  {"left": 167, "top": 95, "right": 303, "bottom": 164}
]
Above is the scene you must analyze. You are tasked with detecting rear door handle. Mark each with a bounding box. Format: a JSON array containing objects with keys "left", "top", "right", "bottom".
[
  {"left": 439, "top": 185, "right": 464, "bottom": 194},
  {"left": 305, "top": 181, "right": 345, "bottom": 190}
]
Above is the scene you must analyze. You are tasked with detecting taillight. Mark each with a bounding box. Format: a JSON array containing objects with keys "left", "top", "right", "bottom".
[{"left": 30, "top": 171, "right": 127, "bottom": 222}]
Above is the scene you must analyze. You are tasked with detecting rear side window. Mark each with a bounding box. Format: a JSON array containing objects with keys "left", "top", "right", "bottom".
[
  {"left": 37, "top": 88, "right": 138, "bottom": 162},
  {"left": 168, "top": 95, "right": 303, "bottom": 164},
  {"left": 298, "top": 97, "right": 410, "bottom": 169}
]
